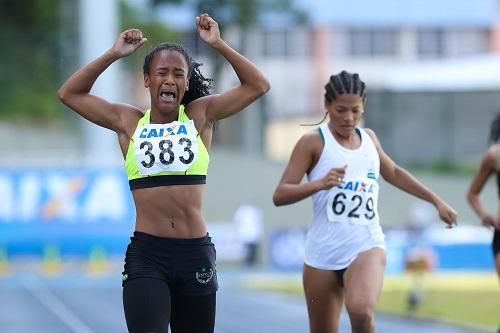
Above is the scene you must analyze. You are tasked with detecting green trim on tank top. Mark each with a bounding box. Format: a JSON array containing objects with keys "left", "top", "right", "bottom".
[{"left": 318, "top": 127, "right": 325, "bottom": 145}]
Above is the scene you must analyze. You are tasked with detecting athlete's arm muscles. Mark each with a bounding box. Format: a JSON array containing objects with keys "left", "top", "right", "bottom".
[
  {"left": 195, "top": 15, "right": 270, "bottom": 123},
  {"left": 467, "top": 148, "right": 496, "bottom": 226},
  {"left": 204, "top": 41, "right": 270, "bottom": 122},
  {"left": 365, "top": 128, "right": 439, "bottom": 201},
  {"left": 58, "top": 29, "right": 146, "bottom": 133},
  {"left": 273, "top": 133, "right": 324, "bottom": 206},
  {"left": 365, "top": 128, "right": 457, "bottom": 225}
]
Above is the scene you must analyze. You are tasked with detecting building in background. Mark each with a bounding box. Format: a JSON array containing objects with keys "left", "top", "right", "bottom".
[
  {"left": 155, "top": 0, "right": 500, "bottom": 163},
  {"left": 2, "top": 0, "right": 499, "bottom": 264}
]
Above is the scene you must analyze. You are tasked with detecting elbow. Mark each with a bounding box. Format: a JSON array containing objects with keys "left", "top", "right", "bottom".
[
  {"left": 466, "top": 191, "right": 475, "bottom": 205},
  {"left": 273, "top": 191, "right": 285, "bottom": 207},
  {"left": 255, "top": 76, "right": 271, "bottom": 96},
  {"left": 57, "top": 86, "right": 69, "bottom": 104},
  {"left": 380, "top": 172, "right": 391, "bottom": 183},
  {"left": 261, "top": 77, "right": 271, "bottom": 94},
  {"left": 381, "top": 165, "right": 402, "bottom": 184}
]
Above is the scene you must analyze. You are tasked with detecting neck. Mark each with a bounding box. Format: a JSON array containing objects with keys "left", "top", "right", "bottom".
[
  {"left": 329, "top": 124, "right": 360, "bottom": 148},
  {"left": 150, "top": 105, "right": 180, "bottom": 124}
]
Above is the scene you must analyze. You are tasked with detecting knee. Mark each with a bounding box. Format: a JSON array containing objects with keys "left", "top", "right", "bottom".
[{"left": 346, "top": 302, "right": 374, "bottom": 330}]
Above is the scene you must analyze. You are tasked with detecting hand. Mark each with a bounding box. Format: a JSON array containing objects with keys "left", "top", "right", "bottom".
[
  {"left": 111, "top": 29, "right": 147, "bottom": 58},
  {"left": 196, "top": 13, "right": 221, "bottom": 46},
  {"left": 319, "top": 165, "right": 347, "bottom": 190},
  {"left": 436, "top": 201, "right": 458, "bottom": 228}
]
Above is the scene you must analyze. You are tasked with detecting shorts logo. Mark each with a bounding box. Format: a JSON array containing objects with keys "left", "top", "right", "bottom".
[
  {"left": 196, "top": 267, "right": 214, "bottom": 284},
  {"left": 122, "top": 273, "right": 128, "bottom": 282}
]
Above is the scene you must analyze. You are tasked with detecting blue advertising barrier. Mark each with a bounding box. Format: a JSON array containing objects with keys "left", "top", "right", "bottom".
[
  {"left": 269, "top": 227, "right": 495, "bottom": 272},
  {"left": 0, "top": 168, "right": 135, "bottom": 257}
]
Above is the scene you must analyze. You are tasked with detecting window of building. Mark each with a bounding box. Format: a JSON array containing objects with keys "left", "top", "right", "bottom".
[
  {"left": 348, "top": 29, "right": 397, "bottom": 57},
  {"left": 262, "top": 27, "right": 311, "bottom": 58},
  {"left": 288, "top": 28, "right": 312, "bottom": 57},
  {"left": 447, "top": 29, "right": 488, "bottom": 57},
  {"left": 263, "top": 28, "right": 288, "bottom": 57},
  {"left": 417, "top": 29, "right": 444, "bottom": 58}
]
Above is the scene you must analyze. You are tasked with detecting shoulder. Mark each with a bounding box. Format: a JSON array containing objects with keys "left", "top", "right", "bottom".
[
  {"left": 292, "top": 129, "right": 323, "bottom": 158},
  {"left": 285, "top": 129, "right": 324, "bottom": 172},
  {"left": 115, "top": 103, "right": 144, "bottom": 133},
  {"left": 362, "top": 127, "right": 376, "bottom": 139},
  {"left": 487, "top": 144, "right": 500, "bottom": 157},
  {"left": 184, "top": 95, "right": 216, "bottom": 114},
  {"left": 300, "top": 129, "right": 323, "bottom": 147},
  {"left": 115, "top": 103, "right": 143, "bottom": 116},
  {"left": 183, "top": 95, "right": 216, "bottom": 123},
  {"left": 114, "top": 104, "right": 143, "bottom": 148},
  {"left": 361, "top": 128, "right": 381, "bottom": 146},
  {"left": 483, "top": 144, "right": 500, "bottom": 168}
]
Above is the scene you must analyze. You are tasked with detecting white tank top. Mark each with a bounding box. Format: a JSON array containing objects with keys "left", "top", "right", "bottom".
[{"left": 304, "top": 124, "right": 386, "bottom": 270}]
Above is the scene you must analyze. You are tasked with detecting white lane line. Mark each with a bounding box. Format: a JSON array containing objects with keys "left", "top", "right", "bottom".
[{"left": 21, "top": 276, "right": 94, "bottom": 333}]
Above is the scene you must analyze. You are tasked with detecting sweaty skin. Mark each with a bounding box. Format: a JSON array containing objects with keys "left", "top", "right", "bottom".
[{"left": 58, "top": 14, "right": 270, "bottom": 239}]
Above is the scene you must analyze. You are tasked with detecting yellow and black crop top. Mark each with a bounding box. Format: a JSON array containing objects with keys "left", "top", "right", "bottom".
[{"left": 124, "top": 106, "right": 210, "bottom": 190}]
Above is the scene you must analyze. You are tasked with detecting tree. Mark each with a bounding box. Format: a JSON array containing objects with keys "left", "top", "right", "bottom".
[
  {"left": 0, "top": 0, "right": 62, "bottom": 122},
  {"left": 151, "top": 0, "right": 307, "bottom": 83},
  {"left": 119, "top": 0, "right": 178, "bottom": 71},
  {"left": 150, "top": 0, "right": 308, "bottom": 150}
]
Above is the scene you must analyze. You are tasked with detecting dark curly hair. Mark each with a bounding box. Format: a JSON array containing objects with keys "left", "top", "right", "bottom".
[{"left": 143, "top": 42, "right": 212, "bottom": 106}]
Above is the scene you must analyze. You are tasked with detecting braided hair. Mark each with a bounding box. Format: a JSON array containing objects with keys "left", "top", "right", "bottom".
[
  {"left": 304, "top": 71, "right": 367, "bottom": 126},
  {"left": 489, "top": 112, "right": 500, "bottom": 144},
  {"left": 143, "top": 43, "right": 212, "bottom": 106},
  {"left": 325, "top": 70, "right": 367, "bottom": 104}
]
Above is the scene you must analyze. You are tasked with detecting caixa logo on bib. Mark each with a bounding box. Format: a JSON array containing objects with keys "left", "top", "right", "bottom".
[{"left": 196, "top": 267, "right": 215, "bottom": 284}]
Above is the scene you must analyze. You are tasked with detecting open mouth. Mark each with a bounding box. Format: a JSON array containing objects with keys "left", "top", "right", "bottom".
[{"left": 160, "top": 90, "right": 176, "bottom": 103}]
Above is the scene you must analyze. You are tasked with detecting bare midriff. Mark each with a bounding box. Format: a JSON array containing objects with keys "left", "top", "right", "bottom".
[{"left": 131, "top": 184, "right": 207, "bottom": 239}]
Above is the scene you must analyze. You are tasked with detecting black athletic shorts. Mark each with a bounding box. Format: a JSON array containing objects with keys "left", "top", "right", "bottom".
[
  {"left": 122, "top": 231, "right": 218, "bottom": 296},
  {"left": 334, "top": 268, "right": 347, "bottom": 287},
  {"left": 493, "top": 229, "right": 500, "bottom": 256}
]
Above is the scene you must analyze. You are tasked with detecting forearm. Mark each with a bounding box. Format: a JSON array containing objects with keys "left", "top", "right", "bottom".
[
  {"left": 386, "top": 167, "right": 441, "bottom": 206},
  {"left": 467, "top": 192, "right": 488, "bottom": 220},
  {"left": 273, "top": 181, "right": 323, "bottom": 206},
  {"left": 210, "top": 39, "right": 270, "bottom": 93},
  {"left": 59, "top": 49, "right": 120, "bottom": 98}
]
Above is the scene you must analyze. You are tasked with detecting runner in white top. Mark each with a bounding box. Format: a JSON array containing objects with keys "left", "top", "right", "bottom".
[
  {"left": 273, "top": 70, "right": 457, "bottom": 333},
  {"left": 305, "top": 124, "right": 385, "bottom": 271}
]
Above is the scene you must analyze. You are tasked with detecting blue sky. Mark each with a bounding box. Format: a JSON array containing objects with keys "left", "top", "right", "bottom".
[{"left": 128, "top": 0, "right": 497, "bottom": 30}]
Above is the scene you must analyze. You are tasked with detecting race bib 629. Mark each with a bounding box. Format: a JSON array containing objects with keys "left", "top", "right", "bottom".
[{"left": 326, "top": 178, "right": 379, "bottom": 225}]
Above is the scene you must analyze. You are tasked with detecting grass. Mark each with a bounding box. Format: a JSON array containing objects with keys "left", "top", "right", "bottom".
[
  {"left": 407, "top": 159, "right": 479, "bottom": 176},
  {"left": 379, "top": 273, "right": 499, "bottom": 330},
  {"left": 239, "top": 272, "right": 500, "bottom": 330}
]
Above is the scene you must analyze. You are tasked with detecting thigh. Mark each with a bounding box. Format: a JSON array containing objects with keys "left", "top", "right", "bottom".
[
  {"left": 303, "top": 263, "right": 344, "bottom": 333},
  {"left": 170, "top": 292, "right": 216, "bottom": 333},
  {"left": 343, "top": 247, "right": 386, "bottom": 313},
  {"left": 123, "top": 277, "right": 171, "bottom": 333}
]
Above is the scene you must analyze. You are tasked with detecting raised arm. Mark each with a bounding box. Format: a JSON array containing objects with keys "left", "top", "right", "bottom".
[
  {"left": 273, "top": 133, "right": 345, "bottom": 206},
  {"left": 365, "top": 128, "right": 457, "bottom": 226},
  {"left": 195, "top": 14, "right": 270, "bottom": 122},
  {"left": 58, "top": 29, "right": 147, "bottom": 132},
  {"left": 467, "top": 147, "right": 498, "bottom": 228}
]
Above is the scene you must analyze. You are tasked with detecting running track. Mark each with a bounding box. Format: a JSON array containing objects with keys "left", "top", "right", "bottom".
[{"left": 0, "top": 266, "right": 491, "bottom": 333}]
